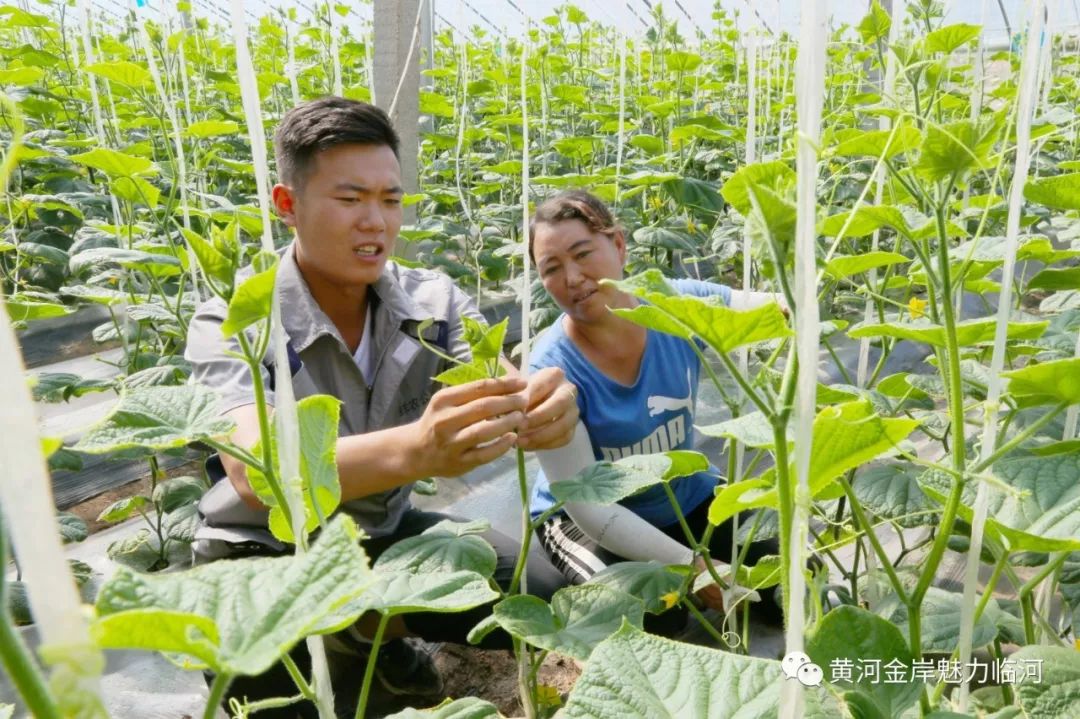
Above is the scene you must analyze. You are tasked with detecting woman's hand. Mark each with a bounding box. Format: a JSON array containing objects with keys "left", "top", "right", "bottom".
[{"left": 516, "top": 367, "right": 580, "bottom": 451}]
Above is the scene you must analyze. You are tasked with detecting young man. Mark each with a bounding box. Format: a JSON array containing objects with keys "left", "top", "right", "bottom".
[{"left": 185, "top": 97, "right": 576, "bottom": 716}]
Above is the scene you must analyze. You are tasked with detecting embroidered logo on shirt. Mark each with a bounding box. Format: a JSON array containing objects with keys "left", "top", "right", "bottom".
[{"left": 646, "top": 368, "right": 693, "bottom": 416}]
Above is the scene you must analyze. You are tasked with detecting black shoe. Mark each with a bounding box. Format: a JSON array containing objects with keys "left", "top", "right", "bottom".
[{"left": 373, "top": 638, "right": 445, "bottom": 698}]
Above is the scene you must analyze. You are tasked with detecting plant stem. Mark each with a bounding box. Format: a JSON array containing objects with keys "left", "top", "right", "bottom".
[
  {"left": 839, "top": 477, "right": 908, "bottom": 605},
  {"left": 0, "top": 529, "right": 61, "bottom": 719},
  {"left": 509, "top": 447, "right": 532, "bottom": 596},
  {"left": 354, "top": 612, "right": 389, "bottom": 719},
  {"left": 236, "top": 330, "right": 294, "bottom": 533},
  {"left": 282, "top": 653, "right": 317, "bottom": 703},
  {"left": 203, "top": 672, "right": 233, "bottom": 719}
]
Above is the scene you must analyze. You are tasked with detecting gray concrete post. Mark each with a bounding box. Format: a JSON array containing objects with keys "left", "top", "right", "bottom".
[{"left": 374, "top": 0, "right": 422, "bottom": 237}]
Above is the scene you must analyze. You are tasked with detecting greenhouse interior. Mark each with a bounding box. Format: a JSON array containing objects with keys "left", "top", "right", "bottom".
[{"left": 3, "top": 0, "right": 1080, "bottom": 717}]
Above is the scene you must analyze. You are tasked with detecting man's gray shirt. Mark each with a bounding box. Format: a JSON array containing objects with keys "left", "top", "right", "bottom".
[{"left": 185, "top": 242, "right": 483, "bottom": 554}]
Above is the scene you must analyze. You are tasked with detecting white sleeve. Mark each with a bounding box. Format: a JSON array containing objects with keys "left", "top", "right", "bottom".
[
  {"left": 535, "top": 420, "right": 695, "bottom": 566},
  {"left": 727, "top": 289, "right": 785, "bottom": 311}
]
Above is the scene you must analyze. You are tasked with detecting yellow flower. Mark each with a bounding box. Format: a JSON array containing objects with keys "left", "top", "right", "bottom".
[
  {"left": 686, "top": 219, "right": 697, "bottom": 233},
  {"left": 650, "top": 195, "right": 664, "bottom": 210},
  {"left": 908, "top": 296, "right": 927, "bottom": 320},
  {"left": 536, "top": 684, "right": 562, "bottom": 708},
  {"left": 660, "top": 591, "right": 680, "bottom": 610}
]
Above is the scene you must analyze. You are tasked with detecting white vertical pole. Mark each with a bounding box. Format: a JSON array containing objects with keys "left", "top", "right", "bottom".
[
  {"left": 957, "top": 0, "right": 1045, "bottom": 710},
  {"left": 327, "top": 1, "right": 343, "bottom": 96},
  {"left": 781, "top": 2, "right": 827, "bottom": 718},
  {"left": 614, "top": 35, "right": 627, "bottom": 203},
  {"left": 0, "top": 97, "right": 105, "bottom": 716},
  {"left": 229, "top": 1, "right": 334, "bottom": 716}
]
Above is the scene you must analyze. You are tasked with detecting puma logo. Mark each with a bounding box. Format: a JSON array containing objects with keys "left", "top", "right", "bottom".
[{"left": 647, "top": 369, "right": 693, "bottom": 417}]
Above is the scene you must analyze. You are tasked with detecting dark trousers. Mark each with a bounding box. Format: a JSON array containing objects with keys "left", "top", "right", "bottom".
[{"left": 216, "top": 509, "right": 567, "bottom": 718}]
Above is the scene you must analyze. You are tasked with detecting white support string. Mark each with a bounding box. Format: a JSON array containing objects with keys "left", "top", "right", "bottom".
[
  {"left": 230, "top": 1, "right": 334, "bottom": 715},
  {"left": 957, "top": 0, "right": 1046, "bottom": 710},
  {"left": 78, "top": 0, "right": 123, "bottom": 229},
  {"left": 781, "top": 2, "right": 828, "bottom": 718},
  {"left": 133, "top": 0, "right": 204, "bottom": 301},
  {"left": 614, "top": 34, "right": 627, "bottom": 203}
]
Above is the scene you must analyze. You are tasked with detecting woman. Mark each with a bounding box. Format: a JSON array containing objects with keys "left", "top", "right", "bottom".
[{"left": 527, "top": 189, "right": 784, "bottom": 624}]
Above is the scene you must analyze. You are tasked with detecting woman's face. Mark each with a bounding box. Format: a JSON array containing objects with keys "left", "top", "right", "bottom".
[{"left": 533, "top": 218, "right": 627, "bottom": 324}]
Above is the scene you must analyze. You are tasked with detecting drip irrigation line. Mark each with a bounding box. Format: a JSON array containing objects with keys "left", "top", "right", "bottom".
[
  {"left": 434, "top": 10, "right": 466, "bottom": 38},
  {"left": 456, "top": 0, "right": 505, "bottom": 37},
  {"left": 996, "top": 0, "right": 1013, "bottom": 38},
  {"left": 672, "top": 0, "right": 694, "bottom": 25},
  {"left": 623, "top": 2, "right": 649, "bottom": 29},
  {"left": 738, "top": 0, "right": 775, "bottom": 35},
  {"left": 499, "top": 0, "right": 526, "bottom": 18}
]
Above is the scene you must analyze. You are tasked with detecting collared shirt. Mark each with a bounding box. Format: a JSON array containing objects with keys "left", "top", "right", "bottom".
[{"left": 185, "top": 243, "right": 483, "bottom": 541}]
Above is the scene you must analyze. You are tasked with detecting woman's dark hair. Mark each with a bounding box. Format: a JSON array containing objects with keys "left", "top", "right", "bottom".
[
  {"left": 274, "top": 96, "right": 400, "bottom": 189},
  {"left": 529, "top": 190, "right": 622, "bottom": 262}
]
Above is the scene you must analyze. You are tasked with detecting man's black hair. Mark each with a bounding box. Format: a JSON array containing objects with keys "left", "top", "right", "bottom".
[{"left": 274, "top": 96, "right": 400, "bottom": 189}]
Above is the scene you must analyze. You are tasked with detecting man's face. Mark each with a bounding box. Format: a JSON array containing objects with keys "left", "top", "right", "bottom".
[{"left": 273, "top": 143, "right": 403, "bottom": 293}]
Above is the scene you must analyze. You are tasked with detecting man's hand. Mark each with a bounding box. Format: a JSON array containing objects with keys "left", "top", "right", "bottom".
[
  {"left": 408, "top": 376, "right": 528, "bottom": 478},
  {"left": 516, "top": 367, "right": 580, "bottom": 451}
]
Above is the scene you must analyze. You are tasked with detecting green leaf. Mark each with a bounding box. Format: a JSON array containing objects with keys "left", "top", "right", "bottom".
[
  {"left": 69, "top": 147, "right": 155, "bottom": 178},
  {"left": 879, "top": 587, "right": 997, "bottom": 653},
  {"left": 1024, "top": 172, "right": 1080, "bottom": 211},
  {"left": 561, "top": 622, "right": 836, "bottom": 718},
  {"left": 807, "top": 606, "right": 921, "bottom": 719},
  {"left": 97, "top": 495, "right": 150, "bottom": 523},
  {"left": 926, "top": 24, "right": 982, "bottom": 54},
  {"left": 550, "top": 451, "right": 710, "bottom": 506},
  {"left": 857, "top": 1, "right": 892, "bottom": 44},
  {"left": 375, "top": 519, "right": 497, "bottom": 577},
  {"left": 848, "top": 318, "right": 1047, "bottom": 347},
  {"left": 819, "top": 205, "right": 911, "bottom": 239},
  {"left": 921, "top": 453, "right": 1080, "bottom": 552},
  {"left": 248, "top": 395, "right": 343, "bottom": 542},
  {"left": 69, "top": 247, "right": 180, "bottom": 276},
  {"left": 184, "top": 120, "right": 240, "bottom": 138},
  {"left": 662, "top": 177, "right": 724, "bottom": 218},
  {"left": 221, "top": 261, "right": 278, "bottom": 338},
  {"left": 419, "top": 91, "right": 455, "bottom": 118},
  {"left": 163, "top": 503, "right": 200, "bottom": 543},
  {"left": 719, "top": 161, "right": 795, "bottom": 217},
  {"left": 434, "top": 359, "right": 505, "bottom": 386},
  {"left": 608, "top": 270, "right": 791, "bottom": 354},
  {"left": 342, "top": 569, "right": 499, "bottom": 617},
  {"left": 1003, "top": 358, "right": 1080, "bottom": 406},
  {"left": 825, "top": 251, "right": 910, "bottom": 280},
  {"left": 491, "top": 585, "right": 644, "bottom": 661},
  {"left": 852, "top": 463, "right": 935, "bottom": 528},
  {"left": 832, "top": 125, "right": 922, "bottom": 159},
  {"left": 5, "top": 297, "right": 73, "bottom": 322},
  {"left": 110, "top": 176, "right": 160, "bottom": 208},
  {"left": 0, "top": 66, "right": 44, "bottom": 85},
  {"left": 629, "top": 134, "right": 664, "bottom": 155},
  {"left": 464, "top": 316, "right": 508, "bottom": 364},
  {"left": 57, "top": 513, "right": 89, "bottom": 544},
  {"left": 73, "top": 384, "right": 235, "bottom": 454},
  {"left": 1007, "top": 645, "right": 1080, "bottom": 718},
  {"left": 152, "top": 476, "right": 205, "bottom": 513},
  {"left": 710, "top": 401, "right": 917, "bottom": 525},
  {"left": 84, "top": 61, "right": 152, "bottom": 88},
  {"left": 181, "top": 228, "right": 234, "bottom": 290},
  {"left": 384, "top": 698, "right": 502, "bottom": 719},
  {"left": 916, "top": 117, "right": 1002, "bottom": 181},
  {"left": 587, "top": 562, "right": 687, "bottom": 614},
  {"left": 93, "top": 516, "right": 372, "bottom": 675},
  {"left": 1028, "top": 267, "right": 1080, "bottom": 292},
  {"left": 697, "top": 411, "right": 787, "bottom": 449}
]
